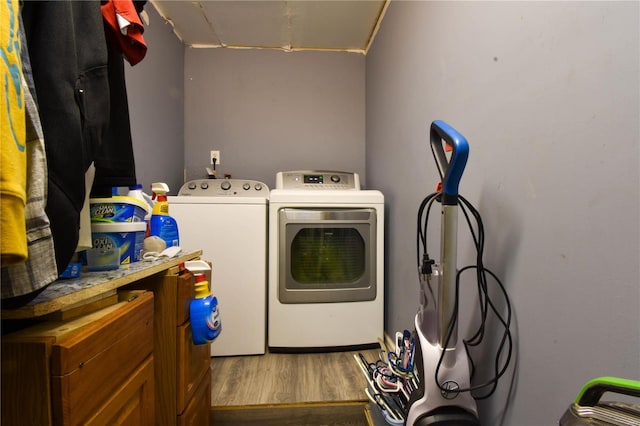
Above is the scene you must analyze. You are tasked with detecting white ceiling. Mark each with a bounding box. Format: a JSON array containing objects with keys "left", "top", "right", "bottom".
[{"left": 149, "top": 0, "right": 389, "bottom": 54}]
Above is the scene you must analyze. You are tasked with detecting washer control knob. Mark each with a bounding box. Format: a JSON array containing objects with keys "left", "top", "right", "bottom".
[
  {"left": 200, "top": 182, "right": 209, "bottom": 190},
  {"left": 221, "top": 180, "right": 231, "bottom": 191},
  {"left": 188, "top": 182, "right": 197, "bottom": 190},
  {"left": 243, "top": 182, "right": 251, "bottom": 191},
  {"left": 255, "top": 183, "right": 263, "bottom": 191},
  {"left": 331, "top": 175, "right": 341, "bottom": 183}
]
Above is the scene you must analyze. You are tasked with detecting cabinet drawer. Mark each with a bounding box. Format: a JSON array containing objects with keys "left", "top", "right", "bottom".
[
  {"left": 177, "top": 320, "right": 211, "bottom": 414},
  {"left": 51, "top": 292, "right": 154, "bottom": 425},
  {"left": 178, "top": 369, "right": 211, "bottom": 426},
  {"left": 85, "top": 355, "right": 155, "bottom": 425}
]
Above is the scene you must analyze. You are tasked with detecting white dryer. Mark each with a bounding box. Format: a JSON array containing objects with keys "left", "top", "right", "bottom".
[
  {"left": 169, "top": 179, "right": 269, "bottom": 356},
  {"left": 268, "top": 171, "right": 384, "bottom": 349}
]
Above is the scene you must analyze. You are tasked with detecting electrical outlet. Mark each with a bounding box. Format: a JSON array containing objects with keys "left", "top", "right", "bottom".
[{"left": 210, "top": 150, "right": 221, "bottom": 165}]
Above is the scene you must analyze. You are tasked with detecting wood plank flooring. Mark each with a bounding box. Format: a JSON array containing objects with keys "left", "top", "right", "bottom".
[{"left": 210, "top": 347, "right": 382, "bottom": 406}]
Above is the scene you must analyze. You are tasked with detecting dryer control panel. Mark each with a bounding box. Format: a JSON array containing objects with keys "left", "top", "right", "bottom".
[
  {"left": 276, "top": 170, "right": 360, "bottom": 190},
  {"left": 177, "top": 179, "right": 269, "bottom": 196}
]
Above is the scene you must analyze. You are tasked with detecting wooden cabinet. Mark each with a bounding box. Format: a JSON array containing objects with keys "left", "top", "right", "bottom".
[
  {"left": 1, "top": 250, "right": 210, "bottom": 426},
  {"left": 1, "top": 291, "right": 155, "bottom": 425},
  {"left": 127, "top": 265, "right": 211, "bottom": 425}
]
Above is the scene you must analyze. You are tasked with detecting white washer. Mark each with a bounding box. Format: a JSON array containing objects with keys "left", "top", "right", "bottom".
[
  {"left": 268, "top": 171, "right": 384, "bottom": 349},
  {"left": 169, "top": 179, "right": 269, "bottom": 356}
]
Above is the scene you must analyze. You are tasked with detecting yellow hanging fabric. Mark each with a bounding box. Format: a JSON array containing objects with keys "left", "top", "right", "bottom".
[{"left": 1, "top": 0, "right": 28, "bottom": 265}]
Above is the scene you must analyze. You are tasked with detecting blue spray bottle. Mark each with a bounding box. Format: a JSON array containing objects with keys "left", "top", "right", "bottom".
[
  {"left": 149, "top": 182, "right": 180, "bottom": 247},
  {"left": 189, "top": 273, "right": 221, "bottom": 345}
]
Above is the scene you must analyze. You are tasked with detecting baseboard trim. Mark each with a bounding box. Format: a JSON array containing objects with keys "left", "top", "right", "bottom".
[{"left": 383, "top": 331, "right": 395, "bottom": 353}]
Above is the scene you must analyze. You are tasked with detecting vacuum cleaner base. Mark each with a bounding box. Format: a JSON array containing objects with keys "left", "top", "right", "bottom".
[{"left": 414, "top": 406, "right": 481, "bottom": 426}]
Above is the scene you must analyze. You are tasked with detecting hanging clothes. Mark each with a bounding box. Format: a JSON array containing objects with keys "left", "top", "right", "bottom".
[
  {"left": 91, "top": 0, "right": 147, "bottom": 198},
  {"left": 1, "top": 4, "right": 58, "bottom": 302},
  {"left": 1, "top": 0, "right": 28, "bottom": 265},
  {"left": 1, "top": 1, "right": 149, "bottom": 304},
  {"left": 101, "top": 0, "right": 147, "bottom": 66},
  {"left": 21, "top": 1, "right": 111, "bottom": 275}
]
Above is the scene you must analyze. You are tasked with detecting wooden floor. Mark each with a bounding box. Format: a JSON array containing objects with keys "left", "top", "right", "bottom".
[
  {"left": 209, "top": 347, "right": 382, "bottom": 425},
  {"left": 210, "top": 346, "right": 382, "bottom": 406}
]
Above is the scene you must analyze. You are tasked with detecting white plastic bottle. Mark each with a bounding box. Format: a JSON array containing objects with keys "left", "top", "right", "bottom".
[{"left": 127, "top": 184, "right": 152, "bottom": 221}]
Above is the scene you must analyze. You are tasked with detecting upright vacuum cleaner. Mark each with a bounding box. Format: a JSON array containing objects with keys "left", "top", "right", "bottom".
[
  {"left": 405, "top": 121, "right": 512, "bottom": 425},
  {"left": 354, "top": 121, "right": 512, "bottom": 425}
]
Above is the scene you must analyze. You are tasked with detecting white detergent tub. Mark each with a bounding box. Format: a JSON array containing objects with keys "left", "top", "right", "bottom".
[{"left": 90, "top": 222, "right": 147, "bottom": 264}]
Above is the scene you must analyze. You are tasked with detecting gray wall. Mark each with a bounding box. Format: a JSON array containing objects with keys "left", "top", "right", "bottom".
[
  {"left": 183, "top": 48, "right": 366, "bottom": 190},
  {"left": 127, "top": 2, "right": 639, "bottom": 424},
  {"left": 125, "top": 6, "right": 185, "bottom": 194},
  {"left": 128, "top": 24, "right": 366, "bottom": 193},
  {"left": 366, "top": 1, "right": 639, "bottom": 425}
]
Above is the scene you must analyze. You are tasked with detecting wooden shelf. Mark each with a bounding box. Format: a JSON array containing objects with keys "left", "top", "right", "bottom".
[{"left": 1, "top": 249, "right": 202, "bottom": 320}]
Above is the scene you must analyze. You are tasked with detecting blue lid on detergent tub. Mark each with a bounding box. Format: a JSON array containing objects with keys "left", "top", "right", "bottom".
[{"left": 90, "top": 196, "right": 150, "bottom": 223}]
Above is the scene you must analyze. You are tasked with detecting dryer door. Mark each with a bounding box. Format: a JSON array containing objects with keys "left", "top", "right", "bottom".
[{"left": 278, "top": 208, "right": 377, "bottom": 304}]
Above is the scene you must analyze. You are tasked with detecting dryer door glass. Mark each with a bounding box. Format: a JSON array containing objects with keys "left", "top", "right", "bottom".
[{"left": 290, "top": 227, "right": 365, "bottom": 283}]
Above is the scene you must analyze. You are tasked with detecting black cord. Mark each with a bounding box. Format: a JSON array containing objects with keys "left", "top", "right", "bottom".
[
  {"left": 416, "top": 192, "right": 440, "bottom": 307},
  {"left": 452, "top": 266, "right": 513, "bottom": 399},
  {"left": 416, "top": 192, "right": 513, "bottom": 400},
  {"left": 416, "top": 192, "right": 439, "bottom": 264}
]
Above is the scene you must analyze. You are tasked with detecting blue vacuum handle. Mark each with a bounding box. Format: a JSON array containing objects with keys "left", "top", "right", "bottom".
[{"left": 430, "top": 120, "right": 469, "bottom": 205}]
